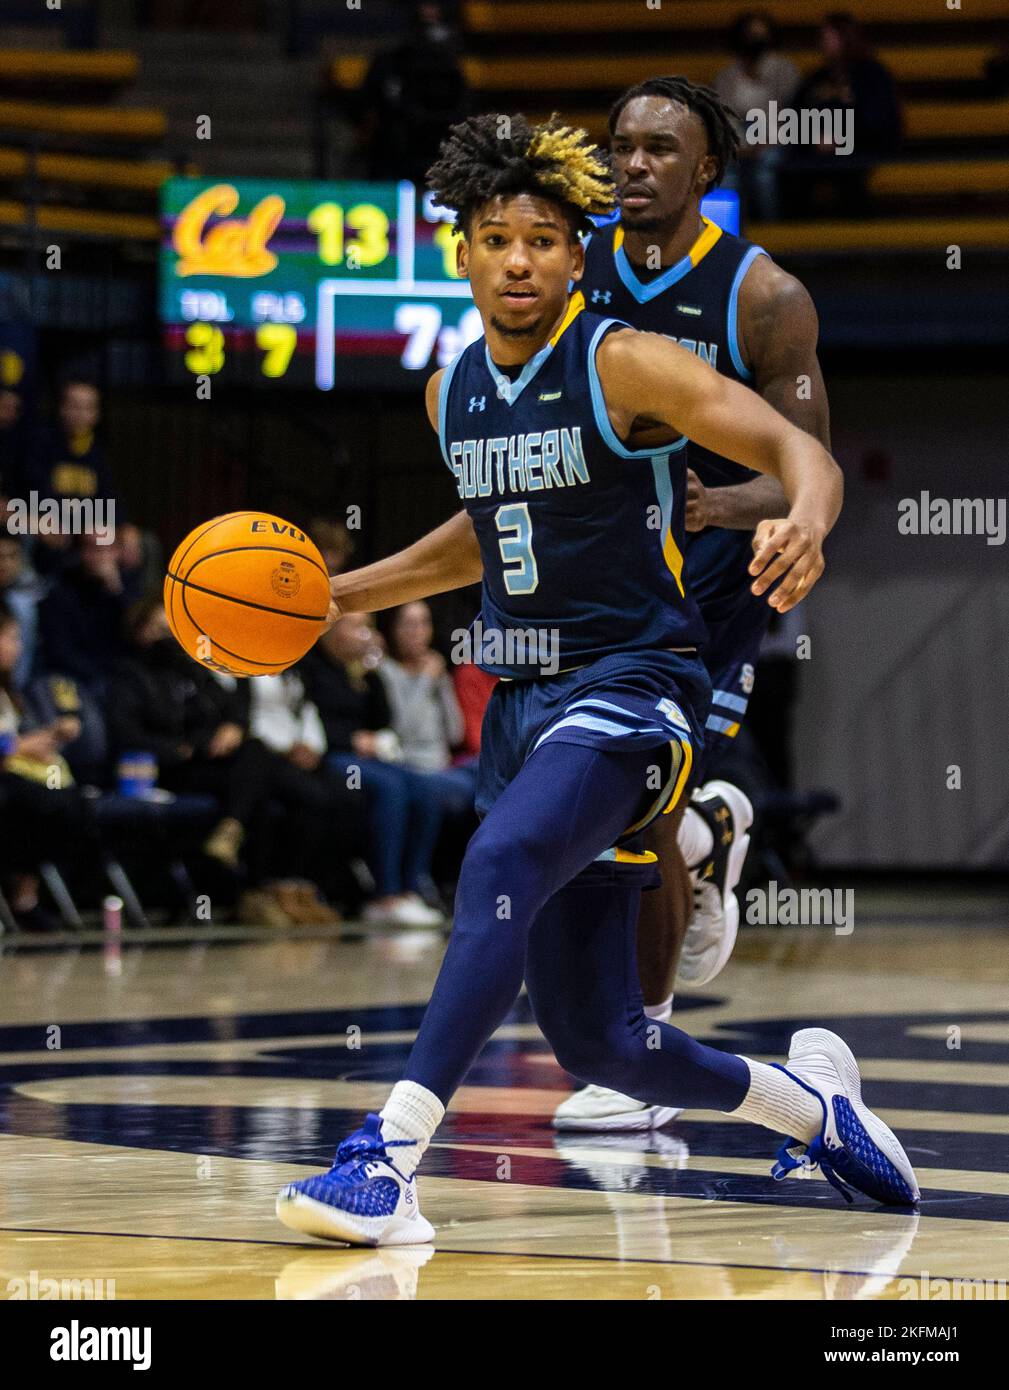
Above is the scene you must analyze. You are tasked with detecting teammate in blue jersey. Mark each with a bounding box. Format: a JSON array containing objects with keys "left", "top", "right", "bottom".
[
  {"left": 276, "top": 114, "right": 917, "bottom": 1246},
  {"left": 555, "top": 76, "right": 834, "bottom": 1133}
]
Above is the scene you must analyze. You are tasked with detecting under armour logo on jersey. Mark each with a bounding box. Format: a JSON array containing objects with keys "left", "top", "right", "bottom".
[
  {"left": 590, "top": 290, "right": 612, "bottom": 305},
  {"left": 468, "top": 396, "right": 486, "bottom": 412}
]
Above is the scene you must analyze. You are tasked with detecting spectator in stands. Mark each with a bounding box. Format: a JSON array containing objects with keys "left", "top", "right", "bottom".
[
  {"left": 714, "top": 10, "right": 800, "bottom": 220},
  {"left": 311, "top": 517, "right": 355, "bottom": 576},
  {"left": 353, "top": 1, "right": 470, "bottom": 186},
  {"left": 108, "top": 597, "right": 352, "bottom": 926},
  {"left": 243, "top": 666, "right": 355, "bottom": 924},
  {"left": 0, "top": 533, "right": 44, "bottom": 688},
  {"left": 37, "top": 533, "right": 142, "bottom": 696},
  {"left": 0, "top": 387, "right": 26, "bottom": 504},
  {"left": 785, "top": 11, "right": 902, "bottom": 216},
  {"left": 381, "top": 600, "right": 475, "bottom": 818},
  {"left": 302, "top": 613, "right": 446, "bottom": 927},
  {"left": 26, "top": 379, "right": 145, "bottom": 580},
  {"left": 0, "top": 601, "right": 98, "bottom": 931}
]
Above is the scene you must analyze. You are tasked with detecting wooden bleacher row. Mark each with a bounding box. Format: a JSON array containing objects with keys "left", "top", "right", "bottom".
[
  {"left": 0, "top": 50, "right": 171, "bottom": 237},
  {"left": 0, "top": 199, "right": 159, "bottom": 240},
  {"left": 0, "top": 49, "right": 138, "bottom": 84},
  {"left": 464, "top": 0, "right": 1009, "bottom": 35},
  {"left": 0, "top": 99, "right": 165, "bottom": 141},
  {"left": 334, "top": 45, "right": 1004, "bottom": 93},
  {"left": 0, "top": 147, "right": 183, "bottom": 192},
  {"left": 748, "top": 214, "right": 1009, "bottom": 254},
  {"left": 0, "top": 196, "right": 1002, "bottom": 254},
  {"left": 523, "top": 101, "right": 1009, "bottom": 144}
]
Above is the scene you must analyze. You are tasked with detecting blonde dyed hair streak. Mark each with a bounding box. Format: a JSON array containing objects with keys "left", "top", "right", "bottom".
[{"left": 526, "top": 121, "right": 616, "bottom": 219}]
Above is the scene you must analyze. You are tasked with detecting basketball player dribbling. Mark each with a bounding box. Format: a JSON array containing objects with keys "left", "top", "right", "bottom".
[
  {"left": 276, "top": 115, "right": 919, "bottom": 1247},
  {"left": 555, "top": 76, "right": 833, "bottom": 1132}
]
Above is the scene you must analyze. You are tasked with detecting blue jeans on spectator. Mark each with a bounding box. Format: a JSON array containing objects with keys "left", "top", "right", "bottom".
[
  {"left": 415, "top": 758, "right": 478, "bottom": 819},
  {"left": 327, "top": 754, "right": 449, "bottom": 897}
]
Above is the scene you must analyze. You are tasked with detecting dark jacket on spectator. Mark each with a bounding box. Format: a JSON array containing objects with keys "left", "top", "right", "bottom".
[
  {"left": 299, "top": 648, "right": 390, "bottom": 753},
  {"left": 793, "top": 58, "right": 902, "bottom": 157},
  {"left": 108, "top": 643, "right": 249, "bottom": 769},
  {"left": 37, "top": 564, "right": 142, "bottom": 694},
  {"left": 24, "top": 423, "right": 122, "bottom": 513}
]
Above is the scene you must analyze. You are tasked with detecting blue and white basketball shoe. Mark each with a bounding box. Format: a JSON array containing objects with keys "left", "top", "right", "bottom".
[
  {"left": 276, "top": 1114, "right": 434, "bottom": 1246},
  {"left": 771, "top": 1028, "right": 920, "bottom": 1206}
]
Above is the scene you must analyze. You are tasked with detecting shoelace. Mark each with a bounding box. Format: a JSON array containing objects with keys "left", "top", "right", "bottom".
[
  {"left": 331, "top": 1124, "right": 416, "bottom": 1184},
  {"left": 772, "top": 1136, "right": 857, "bottom": 1205}
]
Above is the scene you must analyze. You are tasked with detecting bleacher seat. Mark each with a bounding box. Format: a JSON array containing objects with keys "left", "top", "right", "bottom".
[
  {"left": 0, "top": 45, "right": 175, "bottom": 249},
  {"left": 0, "top": 148, "right": 179, "bottom": 193},
  {"left": 0, "top": 50, "right": 138, "bottom": 86},
  {"left": 333, "top": 45, "right": 1002, "bottom": 95},
  {"left": 0, "top": 200, "right": 160, "bottom": 241},
  {"left": 463, "top": 0, "right": 1009, "bottom": 34},
  {"left": 0, "top": 99, "right": 165, "bottom": 141}
]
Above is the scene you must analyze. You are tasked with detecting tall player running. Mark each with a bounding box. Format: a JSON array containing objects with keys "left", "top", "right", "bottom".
[
  {"left": 277, "top": 116, "right": 917, "bottom": 1247},
  {"left": 555, "top": 77, "right": 832, "bottom": 1133}
]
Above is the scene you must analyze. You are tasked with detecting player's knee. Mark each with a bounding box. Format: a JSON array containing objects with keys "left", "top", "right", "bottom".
[{"left": 462, "top": 815, "right": 556, "bottom": 899}]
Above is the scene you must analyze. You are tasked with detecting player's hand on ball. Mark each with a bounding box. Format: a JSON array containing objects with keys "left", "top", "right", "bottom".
[
  {"left": 684, "top": 469, "right": 709, "bottom": 532},
  {"left": 325, "top": 588, "right": 342, "bottom": 631},
  {"left": 749, "top": 517, "right": 824, "bottom": 613}
]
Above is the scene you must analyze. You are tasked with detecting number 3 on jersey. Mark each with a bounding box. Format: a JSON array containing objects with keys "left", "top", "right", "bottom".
[{"left": 495, "top": 503, "right": 538, "bottom": 595}]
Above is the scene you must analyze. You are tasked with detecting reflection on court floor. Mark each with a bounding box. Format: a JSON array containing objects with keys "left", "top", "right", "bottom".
[{"left": 1, "top": 912, "right": 1008, "bottom": 1300}]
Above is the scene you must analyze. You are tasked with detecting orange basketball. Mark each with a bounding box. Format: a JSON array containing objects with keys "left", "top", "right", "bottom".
[{"left": 163, "top": 511, "right": 330, "bottom": 677}]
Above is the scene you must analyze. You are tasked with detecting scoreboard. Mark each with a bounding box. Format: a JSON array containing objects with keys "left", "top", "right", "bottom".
[
  {"left": 159, "top": 177, "right": 481, "bottom": 390},
  {"left": 159, "top": 178, "right": 740, "bottom": 392}
]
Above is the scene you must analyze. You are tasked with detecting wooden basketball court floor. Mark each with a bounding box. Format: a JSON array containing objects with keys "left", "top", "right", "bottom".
[{"left": 2, "top": 895, "right": 1007, "bottom": 1301}]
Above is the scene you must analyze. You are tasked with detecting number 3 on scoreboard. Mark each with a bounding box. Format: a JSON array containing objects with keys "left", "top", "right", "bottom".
[{"left": 495, "top": 503, "right": 538, "bottom": 595}]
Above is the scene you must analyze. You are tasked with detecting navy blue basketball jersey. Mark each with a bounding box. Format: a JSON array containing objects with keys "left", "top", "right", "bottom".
[
  {"left": 437, "top": 294, "right": 706, "bottom": 680},
  {"left": 582, "top": 217, "right": 768, "bottom": 621}
]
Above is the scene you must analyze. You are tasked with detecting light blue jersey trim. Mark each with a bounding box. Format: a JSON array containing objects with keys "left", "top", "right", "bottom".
[
  {"left": 727, "top": 245, "right": 768, "bottom": 380},
  {"left": 437, "top": 348, "right": 467, "bottom": 469},
  {"left": 615, "top": 240, "right": 698, "bottom": 302},
  {"left": 565, "top": 697, "right": 648, "bottom": 722},
  {"left": 484, "top": 337, "right": 555, "bottom": 407},
  {"left": 587, "top": 318, "right": 687, "bottom": 460},
  {"left": 706, "top": 713, "right": 739, "bottom": 734},
  {"left": 651, "top": 453, "right": 676, "bottom": 544},
  {"left": 533, "top": 713, "right": 667, "bottom": 751},
  {"left": 712, "top": 688, "right": 748, "bottom": 714}
]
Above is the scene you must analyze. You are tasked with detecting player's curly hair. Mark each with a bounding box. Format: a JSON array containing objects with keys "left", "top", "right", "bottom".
[
  {"left": 426, "top": 113, "right": 616, "bottom": 238},
  {"left": 608, "top": 76, "right": 740, "bottom": 191}
]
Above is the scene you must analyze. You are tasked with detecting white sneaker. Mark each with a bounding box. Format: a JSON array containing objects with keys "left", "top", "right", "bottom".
[
  {"left": 362, "top": 897, "right": 445, "bottom": 928},
  {"left": 276, "top": 1113, "right": 435, "bottom": 1246},
  {"left": 401, "top": 893, "right": 447, "bottom": 926},
  {"left": 676, "top": 779, "right": 753, "bottom": 988},
  {"left": 771, "top": 1028, "right": 920, "bottom": 1206},
  {"left": 552, "top": 1083, "right": 681, "bottom": 1132}
]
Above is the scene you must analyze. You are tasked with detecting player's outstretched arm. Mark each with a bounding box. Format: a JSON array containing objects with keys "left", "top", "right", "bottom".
[
  {"left": 325, "top": 368, "right": 483, "bottom": 623},
  {"left": 692, "top": 260, "right": 832, "bottom": 532},
  {"left": 597, "top": 330, "right": 843, "bottom": 613},
  {"left": 328, "top": 509, "right": 482, "bottom": 620}
]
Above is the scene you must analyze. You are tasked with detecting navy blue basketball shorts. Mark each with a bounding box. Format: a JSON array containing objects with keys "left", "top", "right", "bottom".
[{"left": 476, "top": 648, "right": 711, "bottom": 874}]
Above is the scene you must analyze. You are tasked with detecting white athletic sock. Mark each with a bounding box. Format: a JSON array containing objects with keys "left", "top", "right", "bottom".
[
  {"left": 729, "top": 1058, "right": 823, "bottom": 1142},
  {"left": 643, "top": 996, "right": 673, "bottom": 1025},
  {"left": 380, "top": 1081, "right": 445, "bottom": 1178},
  {"left": 677, "top": 807, "right": 714, "bottom": 869}
]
